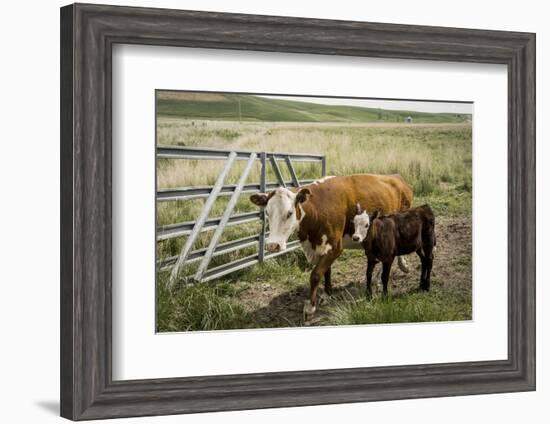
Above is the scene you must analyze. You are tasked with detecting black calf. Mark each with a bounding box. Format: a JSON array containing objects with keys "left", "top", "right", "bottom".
[{"left": 352, "top": 204, "right": 436, "bottom": 297}]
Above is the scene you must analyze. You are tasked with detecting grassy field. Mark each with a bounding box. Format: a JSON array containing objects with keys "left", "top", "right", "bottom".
[
  {"left": 157, "top": 91, "right": 470, "bottom": 123},
  {"left": 156, "top": 94, "right": 472, "bottom": 332}
]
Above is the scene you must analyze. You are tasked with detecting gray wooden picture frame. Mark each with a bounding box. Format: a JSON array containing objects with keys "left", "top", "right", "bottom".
[{"left": 60, "top": 3, "right": 536, "bottom": 421}]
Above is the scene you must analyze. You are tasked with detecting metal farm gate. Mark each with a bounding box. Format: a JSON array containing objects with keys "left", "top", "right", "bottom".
[{"left": 156, "top": 145, "right": 326, "bottom": 286}]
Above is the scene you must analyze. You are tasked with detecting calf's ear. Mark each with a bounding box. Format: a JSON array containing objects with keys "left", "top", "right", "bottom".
[
  {"left": 370, "top": 210, "right": 380, "bottom": 221},
  {"left": 295, "top": 188, "right": 312, "bottom": 205},
  {"left": 250, "top": 193, "right": 269, "bottom": 207},
  {"left": 373, "top": 218, "right": 384, "bottom": 233},
  {"left": 356, "top": 203, "right": 363, "bottom": 215}
]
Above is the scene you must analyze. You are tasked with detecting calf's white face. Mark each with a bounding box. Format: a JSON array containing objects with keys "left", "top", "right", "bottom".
[
  {"left": 352, "top": 209, "right": 370, "bottom": 243},
  {"left": 250, "top": 187, "right": 311, "bottom": 253}
]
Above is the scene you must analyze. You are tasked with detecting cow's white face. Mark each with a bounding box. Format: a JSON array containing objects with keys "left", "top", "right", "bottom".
[
  {"left": 264, "top": 188, "right": 299, "bottom": 252},
  {"left": 352, "top": 208, "right": 370, "bottom": 243},
  {"left": 250, "top": 187, "right": 311, "bottom": 253}
]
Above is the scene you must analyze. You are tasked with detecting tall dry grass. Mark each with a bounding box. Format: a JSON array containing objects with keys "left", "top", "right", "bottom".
[{"left": 157, "top": 118, "right": 471, "bottom": 196}]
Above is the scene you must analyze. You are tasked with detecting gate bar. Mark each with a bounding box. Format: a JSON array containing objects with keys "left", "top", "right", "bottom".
[
  {"left": 284, "top": 156, "right": 300, "bottom": 187},
  {"left": 270, "top": 157, "right": 286, "bottom": 187},
  {"left": 258, "top": 152, "right": 267, "bottom": 262},
  {"left": 168, "top": 151, "right": 237, "bottom": 286},
  {"left": 157, "top": 211, "right": 261, "bottom": 241},
  {"left": 157, "top": 145, "right": 324, "bottom": 162},
  {"left": 159, "top": 234, "right": 262, "bottom": 271},
  {"left": 159, "top": 231, "right": 277, "bottom": 271},
  {"left": 194, "top": 153, "right": 257, "bottom": 281},
  {"left": 157, "top": 179, "right": 317, "bottom": 202},
  {"left": 201, "top": 240, "right": 301, "bottom": 282}
]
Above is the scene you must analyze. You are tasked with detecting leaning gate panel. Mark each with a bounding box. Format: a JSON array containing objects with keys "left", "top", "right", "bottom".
[{"left": 156, "top": 145, "right": 326, "bottom": 285}]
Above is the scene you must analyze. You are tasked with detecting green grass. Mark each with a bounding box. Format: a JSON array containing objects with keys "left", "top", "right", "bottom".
[
  {"left": 157, "top": 92, "right": 470, "bottom": 123},
  {"left": 223, "top": 250, "right": 310, "bottom": 289},
  {"left": 326, "top": 288, "right": 472, "bottom": 326},
  {"left": 156, "top": 250, "right": 472, "bottom": 331},
  {"left": 415, "top": 188, "right": 472, "bottom": 217},
  {"left": 157, "top": 278, "right": 251, "bottom": 332}
]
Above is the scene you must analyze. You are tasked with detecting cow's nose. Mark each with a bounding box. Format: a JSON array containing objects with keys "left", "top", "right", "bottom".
[
  {"left": 352, "top": 235, "right": 360, "bottom": 242},
  {"left": 266, "top": 242, "right": 281, "bottom": 253}
]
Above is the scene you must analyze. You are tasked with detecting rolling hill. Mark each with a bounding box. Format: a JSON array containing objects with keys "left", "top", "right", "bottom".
[{"left": 156, "top": 91, "right": 470, "bottom": 124}]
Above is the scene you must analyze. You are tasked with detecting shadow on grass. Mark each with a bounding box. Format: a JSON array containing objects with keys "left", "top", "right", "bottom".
[
  {"left": 249, "top": 279, "right": 471, "bottom": 329},
  {"left": 248, "top": 279, "right": 372, "bottom": 328}
]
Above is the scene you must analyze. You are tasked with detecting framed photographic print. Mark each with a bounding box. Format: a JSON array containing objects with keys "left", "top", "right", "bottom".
[
  {"left": 60, "top": 3, "right": 535, "bottom": 421},
  {"left": 154, "top": 90, "right": 473, "bottom": 331}
]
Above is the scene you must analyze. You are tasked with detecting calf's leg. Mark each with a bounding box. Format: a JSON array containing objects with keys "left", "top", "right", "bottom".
[
  {"left": 365, "top": 257, "right": 377, "bottom": 298},
  {"left": 421, "top": 257, "right": 432, "bottom": 291},
  {"left": 421, "top": 247, "right": 433, "bottom": 291},
  {"left": 381, "top": 258, "right": 394, "bottom": 297},
  {"left": 420, "top": 226, "right": 436, "bottom": 291},
  {"left": 417, "top": 249, "right": 428, "bottom": 291}
]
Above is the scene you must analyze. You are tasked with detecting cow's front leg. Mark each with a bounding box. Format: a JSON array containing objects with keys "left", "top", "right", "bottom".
[
  {"left": 323, "top": 267, "right": 332, "bottom": 296},
  {"left": 304, "top": 249, "right": 341, "bottom": 322},
  {"left": 317, "top": 268, "right": 332, "bottom": 306},
  {"left": 304, "top": 271, "right": 321, "bottom": 322}
]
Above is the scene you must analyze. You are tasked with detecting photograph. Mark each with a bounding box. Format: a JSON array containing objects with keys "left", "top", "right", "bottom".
[{"left": 155, "top": 91, "right": 473, "bottom": 331}]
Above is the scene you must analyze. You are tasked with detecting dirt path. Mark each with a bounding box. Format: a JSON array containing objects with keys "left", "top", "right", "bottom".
[{"left": 237, "top": 216, "right": 472, "bottom": 327}]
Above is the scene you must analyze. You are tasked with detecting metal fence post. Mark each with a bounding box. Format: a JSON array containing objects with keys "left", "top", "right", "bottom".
[
  {"left": 194, "top": 153, "right": 257, "bottom": 281},
  {"left": 168, "top": 151, "right": 237, "bottom": 286},
  {"left": 258, "top": 152, "right": 267, "bottom": 262},
  {"left": 321, "top": 155, "right": 327, "bottom": 177}
]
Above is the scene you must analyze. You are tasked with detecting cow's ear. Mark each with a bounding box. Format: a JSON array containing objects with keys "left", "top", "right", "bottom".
[
  {"left": 356, "top": 203, "right": 363, "bottom": 215},
  {"left": 295, "top": 188, "right": 312, "bottom": 205},
  {"left": 250, "top": 193, "right": 269, "bottom": 207},
  {"left": 370, "top": 210, "right": 379, "bottom": 221}
]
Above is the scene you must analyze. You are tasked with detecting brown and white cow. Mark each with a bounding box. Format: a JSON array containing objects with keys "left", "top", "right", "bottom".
[{"left": 250, "top": 173, "right": 413, "bottom": 320}]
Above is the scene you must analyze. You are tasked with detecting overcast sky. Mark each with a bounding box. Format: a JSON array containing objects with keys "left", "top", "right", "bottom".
[{"left": 259, "top": 95, "right": 472, "bottom": 114}]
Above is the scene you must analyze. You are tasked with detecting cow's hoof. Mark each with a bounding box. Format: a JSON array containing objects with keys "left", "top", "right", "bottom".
[
  {"left": 303, "top": 313, "right": 315, "bottom": 324},
  {"left": 303, "top": 300, "right": 316, "bottom": 323}
]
